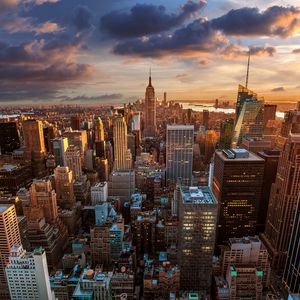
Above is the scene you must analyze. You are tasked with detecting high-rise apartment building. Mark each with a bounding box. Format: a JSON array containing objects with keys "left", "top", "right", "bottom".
[
  {"left": 0, "top": 204, "right": 21, "bottom": 299},
  {"left": 0, "top": 122, "right": 20, "bottom": 154},
  {"left": 283, "top": 193, "right": 300, "bottom": 294},
  {"left": 54, "top": 166, "right": 76, "bottom": 209},
  {"left": 53, "top": 137, "right": 69, "bottom": 167},
  {"left": 261, "top": 133, "right": 300, "bottom": 270},
  {"left": 144, "top": 73, "right": 156, "bottom": 137},
  {"left": 212, "top": 149, "right": 264, "bottom": 246},
  {"left": 166, "top": 125, "right": 194, "bottom": 185},
  {"left": 113, "top": 115, "right": 132, "bottom": 171},
  {"left": 65, "top": 145, "right": 83, "bottom": 181},
  {"left": 5, "top": 245, "right": 52, "bottom": 300},
  {"left": 178, "top": 186, "right": 218, "bottom": 292}
]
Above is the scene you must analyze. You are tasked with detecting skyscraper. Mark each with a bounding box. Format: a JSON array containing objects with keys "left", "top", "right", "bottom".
[
  {"left": 0, "top": 204, "right": 21, "bottom": 299},
  {"left": 212, "top": 149, "right": 264, "bottom": 246},
  {"left": 178, "top": 186, "right": 218, "bottom": 292},
  {"left": 0, "top": 122, "right": 20, "bottom": 154},
  {"left": 219, "top": 119, "right": 234, "bottom": 150},
  {"left": 144, "top": 72, "right": 156, "bottom": 137},
  {"left": 261, "top": 133, "right": 300, "bottom": 270},
  {"left": 203, "top": 110, "right": 209, "bottom": 129},
  {"left": 283, "top": 193, "right": 300, "bottom": 294},
  {"left": 166, "top": 125, "right": 194, "bottom": 185},
  {"left": 5, "top": 245, "right": 52, "bottom": 300},
  {"left": 264, "top": 104, "right": 277, "bottom": 128},
  {"left": 94, "top": 117, "right": 105, "bottom": 142},
  {"left": 53, "top": 137, "right": 69, "bottom": 166},
  {"left": 65, "top": 145, "right": 83, "bottom": 181},
  {"left": 113, "top": 115, "right": 132, "bottom": 171}
]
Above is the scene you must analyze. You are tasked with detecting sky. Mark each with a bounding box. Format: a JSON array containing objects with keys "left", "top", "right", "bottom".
[{"left": 0, "top": 0, "right": 300, "bottom": 104}]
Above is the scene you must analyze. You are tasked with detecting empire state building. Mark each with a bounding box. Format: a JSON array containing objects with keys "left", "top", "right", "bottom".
[{"left": 144, "top": 71, "right": 156, "bottom": 137}]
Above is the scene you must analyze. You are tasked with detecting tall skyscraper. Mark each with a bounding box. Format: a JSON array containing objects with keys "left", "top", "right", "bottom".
[
  {"left": 212, "top": 149, "right": 264, "bottom": 246},
  {"left": 22, "top": 119, "right": 46, "bottom": 156},
  {"left": 283, "top": 193, "right": 300, "bottom": 294},
  {"left": 261, "top": 133, "right": 300, "bottom": 270},
  {"left": 144, "top": 72, "right": 156, "bottom": 137},
  {"left": 53, "top": 137, "right": 69, "bottom": 166},
  {"left": 0, "top": 122, "right": 20, "bottom": 154},
  {"left": 54, "top": 166, "right": 75, "bottom": 209},
  {"left": 203, "top": 109, "right": 209, "bottom": 129},
  {"left": 219, "top": 118, "right": 234, "bottom": 150},
  {"left": 166, "top": 125, "right": 194, "bottom": 185},
  {"left": 235, "top": 84, "right": 257, "bottom": 119},
  {"left": 178, "top": 186, "right": 218, "bottom": 292},
  {"left": 0, "top": 204, "right": 21, "bottom": 299},
  {"left": 5, "top": 245, "right": 52, "bottom": 300},
  {"left": 113, "top": 115, "right": 132, "bottom": 171},
  {"left": 65, "top": 145, "right": 83, "bottom": 181},
  {"left": 94, "top": 117, "right": 105, "bottom": 142}
]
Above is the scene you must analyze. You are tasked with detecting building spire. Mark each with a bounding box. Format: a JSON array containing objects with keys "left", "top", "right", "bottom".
[
  {"left": 148, "top": 67, "right": 152, "bottom": 87},
  {"left": 245, "top": 50, "right": 251, "bottom": 88}
]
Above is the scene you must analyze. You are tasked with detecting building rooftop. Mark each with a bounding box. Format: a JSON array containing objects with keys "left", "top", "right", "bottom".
[
  {"left": 217, "top": 149, "right": 264, "bottom": 161},
  {"left": 167, "top": 125, "right": 194, "bottom": 130},
  {"left": 181, "top": 186, "right": 217, "bottom": 204},
  {"left": 0, "top": 204, "right": 12, "bottom": 213},
  {"left": 0, "top": 164, "right": 18, "bottom": 171}
]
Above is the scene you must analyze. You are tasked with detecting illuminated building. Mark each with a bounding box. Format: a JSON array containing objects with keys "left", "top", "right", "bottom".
[
  {"left": 261, "top": 133, "right": 300, "bottom": 270},
  {"left": 0, "top": 122, "right": 20, "bottom": 154},
  {"left": 204, "top": 130, "right": 218, "bottom": 164},
  {"left": 54, "top": 166, "right": 75, "bottom": 209},
  {"left": 219, "top": 119, "right": 234, "bottom": 150},
  {"left": 283, "top": 194, "right": 300, "bottom": 294},
  {"left": 5, "top": 245, "right": 52, "bottom": 300},
  {"left": 0, "top": 204, "right": 21, "bottom": 299},
  {"left": 235, "top": 84, "right": 257, "bottom": 119},
  {"left": 113, "top": 115, "right": 132, "bottom": 171},
  {"left": 178, "top": 186, "right": 218, "bottom": 292},
  {"left": 281, "top": 109, "right": 300, "bottom": 137},
  {"left": 53, "top": 137, "right": 69, "bottom": 167},
  {"left": 166, "top": 125, "right": 194, "bottom": 185},
  {"left": 144, "top": 71, "right": 156, "bottom": 138},
  {"left": 94, "top": 117, "right": 105, "bottom": 142},
  {"left": 63, "top": 130, "right": 88, "bottom": 155},
  {"left": 65, "top": 145, "right": 82, "bottom": 181},
  {"left": 212, "top": 149, "right": 264, "bottom": 246},
  {"left": 91, "top": 182, "right": 108, "bottom": 205}
]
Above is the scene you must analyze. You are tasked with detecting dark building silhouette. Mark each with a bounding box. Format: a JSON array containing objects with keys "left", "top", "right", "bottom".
[{"left": 0, "top": 122, "right": 20, "bottom": 154}]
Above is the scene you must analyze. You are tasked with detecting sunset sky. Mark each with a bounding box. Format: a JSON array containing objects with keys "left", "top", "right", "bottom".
[{"left": 1, "top": 0, "right": 300, "bottom": 104}]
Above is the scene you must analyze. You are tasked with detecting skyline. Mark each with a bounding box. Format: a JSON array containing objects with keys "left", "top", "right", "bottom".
[{"left": 1, "top": 0, "right": 300, "bottom": 104}]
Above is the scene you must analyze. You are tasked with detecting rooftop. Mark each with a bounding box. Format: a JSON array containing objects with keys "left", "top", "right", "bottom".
[
  {"left": 0, "top": 204, "right": 12, "bottom": 213},
  {"left": 217, "top": 149, "right": 264, "bottom": 162},
  {"left": 181, "top": 186, "right": 217, "bottom": 204},
  {"left": 167, "top": 124, "right": 194, "bottom": 130}
]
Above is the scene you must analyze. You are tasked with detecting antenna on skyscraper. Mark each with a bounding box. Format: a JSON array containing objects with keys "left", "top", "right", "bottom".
[{"left": 245, "top": 50, "right": 251, "bottom": 88}]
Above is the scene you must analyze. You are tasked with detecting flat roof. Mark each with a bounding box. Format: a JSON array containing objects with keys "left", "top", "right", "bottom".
[
  {"left": 181, "top": 186, "right": 217, "bottom": 204},
  {"left": 167, "top": 125, "right": 194, "bottom": 130},
  {"left": 0, "top": 164, "right": 18, "bottom": 171},
  {"left": 216, "top": 149, "right": 264, "bottom": 162}
]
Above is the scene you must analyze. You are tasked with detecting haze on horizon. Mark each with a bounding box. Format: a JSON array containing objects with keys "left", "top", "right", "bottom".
[{"left": 1, "top": 0, "right": 300, "bottom": 104}]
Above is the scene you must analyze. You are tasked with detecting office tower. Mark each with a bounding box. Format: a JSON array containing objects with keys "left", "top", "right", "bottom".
[
  {"left": 91, "top": 182, "right": 108, "bottom": 205},
  {"left": 95, "top": 140, "right": 106, "bottom": 158},
  {"left": 264, "top": 104, "right": 277, "bottom": 128},
  {"left": 113, "top": 115, "right": 132, "bottom": 171},
  {"left": 163, "top": 91, "right": 167, "bottom": 106},
  {"left": 63, "top": 130, "right": 88, "bottom": 154},
  {"left": 219, "top": 119, "right": 234, "bottom": 150},
  {"left": 235, "top": 84, "right": 257, "bottom": 119},
  {"left": 178, "top": 186, "right": 218, "bottom": 292},
  {"left": 261, "top": 134, "right": 300, "bottom": 270},
  {"left": 203, "top": 110, "right": 209, "bottom": 129},
  {"left": 212, "top": 149, "right": 264, "bottom": 246},
  {"left": 232, "top": 97, "right": 264, "bottom": 146},
  {"left": 53, "top": 137, "right": 69, "bottom": 166},
  {"left": 166, "top": 125, "right": 194, "bottom": 185},
  {"left": 0, "top": 204, "right": 21, "bottom": 299},
  {"left": 71, "top": 115, "right": 81, "bottom": 131},
  {"left": 283, "top": 193, "right": 300, "bottom": 294},
  {"left": 127, "top": 133, "right": 136, "bottom": 161},
  {"left": 65, "top": 145, "right": 83, "bottom": 181},
  {"left": 132, "top": 112, "right": 141, "bottom": 131},
  {"left": 43, "top": 124, "right": 58, "bottom": 154},
  {"left": 144, "top": 72, "right": 156, "bottom": 137},
  {"left": 0, "top": 122, "right": 20, "bottom": 154},
  {"left": 5, "top": 245, "right": 52, "bottom": 300},
  {"left": 204, "top": 130, "right": 218, "bottom": 163},
  {"left": 281, "top": 109, "right": 300, "bottom": 137},
  {"left": 256, "top": 150, "right": 280, "bottom": 233},
  {"left": 54, "top": 166, "right": 76, "bottom": 209},
  {"left": 0, "top": 163, "right": 32, "bottom": 195},
  {"left": 94, "top": 117, "right": 105, "bottom": 142}
]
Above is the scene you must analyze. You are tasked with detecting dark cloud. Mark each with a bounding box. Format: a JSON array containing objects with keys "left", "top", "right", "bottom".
[
  {"left": 72, "top": 5, "right": 93, "bottom": 31},
  {"left": 61, "top": 94, "right": 123, "bottom": 103},
  {"left": 271, "top": 87, "right": 285, "bottom": 92},
  {"left": 292, "top": 48, "right": 300, "bottom": 54},
  {"left": 211, "top": 6, "right": 300, "bottom": 38},
  {"left": 113, "top": 19, "right": 226, "bottom": 57},
  {"left": 100, "top": 1, "right": 206, "bottom": 38}
]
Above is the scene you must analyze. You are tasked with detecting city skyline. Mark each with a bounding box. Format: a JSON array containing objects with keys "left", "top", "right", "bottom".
[{"left": 1, "top": 0, "right": 300, "bottom": 104}]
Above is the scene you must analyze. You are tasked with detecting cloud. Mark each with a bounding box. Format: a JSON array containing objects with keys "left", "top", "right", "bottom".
[
  {"left": 72, "top": 5, "right": 93, "bottom": 32},
  {"left": 101, "top": 1, "right": 206, "bottom": 38},
  {"left": 221, "top": 44, "right": 276, "bottom": 58},
  {"left": 61, "top": 94, "right": 123, "bottom": 103},
  {"left": 113, "top": 19, "right": 227, "bottom": 58},
  {"left": 211, "top": 6, "right": 300, "bottom": 38},
  {"left": 292, "top": 48, "right": 300, "bottom": 54},
  {"left": 271, "top": 87, "right": 285, "bottom": 92}
]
